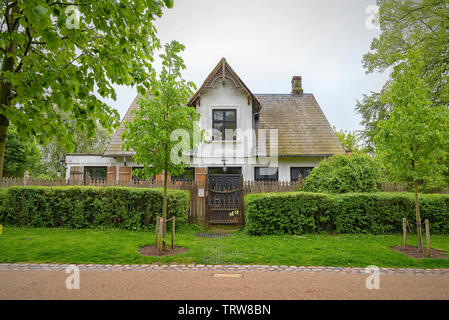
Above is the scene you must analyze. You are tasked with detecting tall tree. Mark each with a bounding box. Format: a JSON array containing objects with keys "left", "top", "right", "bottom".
[
  {"left": 333, "top": 126, "right": 360, "bottom": 151},
  {"left": 0, "top": 0, "right": 173, "bottom": 179},
  {"left": 36, "top": 121, "right": 110, "bottom": 177},
  {"left": 358, "top": 0, "right": 449, "bottom": 148},
  {"left": 375, "top": 55, "right": 449, "bottom": 252},
  {"left": 3, "top": 124, "right": 40, "bottom": 177},
  {"left": 122, "top": 41, "right": 202, "bottom": 251}
]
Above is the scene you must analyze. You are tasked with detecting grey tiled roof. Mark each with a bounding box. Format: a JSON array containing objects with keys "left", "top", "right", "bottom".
[
  {"left": 255, "top": 93, "right": 344, "bottom": 156},
  {"left": 103, "top": 93, "right": 344, "bottom": 157}
]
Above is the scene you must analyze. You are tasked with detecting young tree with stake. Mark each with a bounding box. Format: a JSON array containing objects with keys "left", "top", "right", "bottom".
[
  {"left": 122, "top": 41, "right": 202, "bottom": 251},
  {"left": 375, "top": 55, "right": 449, "bottom": 253}
]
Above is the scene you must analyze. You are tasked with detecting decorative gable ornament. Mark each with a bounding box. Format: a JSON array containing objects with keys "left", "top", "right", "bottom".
[{"left": 188, "top": 58, "right": 261, "bottom": 112}]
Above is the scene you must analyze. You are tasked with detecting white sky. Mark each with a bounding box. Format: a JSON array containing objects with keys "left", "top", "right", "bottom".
[{"left": 103, "top": 0, "right": 388, "bottom": 132}]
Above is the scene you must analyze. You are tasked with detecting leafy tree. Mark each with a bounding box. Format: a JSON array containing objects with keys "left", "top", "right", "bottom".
[
  {"left": 358, "top": 0, "right": 449, "bottom": 148},
  {"left": 375, "top": 55, "right": 449, "bottom": 253},
  {"left": 122, "top": 41, "right": 202, "bottom": 251},
  {"left": 355, "top": 91, "right": 392, "bottom": 152},
  {"left": 0, "top": 0, "right": 173, "bottom": 179},
  {"left": 333, "top": 126, "right": 360, "bottom": 151},
  {"left": 35, "top": 120, "right": 110, "bottom": 177},
  {"left": 301, "top": 153, "right": 380, "bottom": 194},
  {"left": 3, "top": 124, "right": 40, "bottom": 177}
]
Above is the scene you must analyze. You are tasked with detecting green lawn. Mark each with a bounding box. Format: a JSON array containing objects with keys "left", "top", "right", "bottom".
[{"left": 0, "top": 225, "right": 448, "bottom": 268}]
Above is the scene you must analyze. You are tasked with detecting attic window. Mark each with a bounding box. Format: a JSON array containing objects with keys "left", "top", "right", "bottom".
[{"left": 212, "top": 110, "right": 236, "bottom": 140}]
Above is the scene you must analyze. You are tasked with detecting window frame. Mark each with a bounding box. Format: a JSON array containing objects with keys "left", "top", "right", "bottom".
[
  {"left": 290, "top": 167, "right": 314, "bottom": 181},
  {"left": 254, "top": 167, "right": 279, "bottom": 181},
  {"left": 212, "top": 109, "right": 237, "bottom": 141},
  {"left": 171, "top": 167, "right": 196, "bottom": 181},
  {"left": 84, "top": 166, "right": 107, "bottom": 180}
]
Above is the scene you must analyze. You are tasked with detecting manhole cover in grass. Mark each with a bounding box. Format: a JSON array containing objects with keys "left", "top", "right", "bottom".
[{"left": 196, "top": 233, "right": 233, "bottom": 238}]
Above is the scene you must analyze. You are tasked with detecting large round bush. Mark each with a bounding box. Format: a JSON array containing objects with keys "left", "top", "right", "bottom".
[{"left": 301, "top": 153, "right": 380, "bottom": 193}]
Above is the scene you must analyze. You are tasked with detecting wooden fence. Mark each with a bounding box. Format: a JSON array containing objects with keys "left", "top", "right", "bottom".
[{"left": 243, "top": 180, "right": 301, "bottom": 195}]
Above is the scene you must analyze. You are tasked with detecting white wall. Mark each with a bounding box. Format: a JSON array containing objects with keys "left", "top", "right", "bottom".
[
  {"left": 193, "top": 78, "right": 255, "bottom": 170},
  {"left": 65, "top": 155, "right": 116, "bottom": 180}
]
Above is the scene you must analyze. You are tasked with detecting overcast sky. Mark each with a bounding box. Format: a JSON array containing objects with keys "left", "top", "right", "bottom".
[{"left": 103, "top": 0, "right": 388, "bottom": 132}]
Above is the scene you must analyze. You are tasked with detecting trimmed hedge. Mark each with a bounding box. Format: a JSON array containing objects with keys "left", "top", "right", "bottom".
[
  {"left": 245, "top": 192, "right": 449, "bottom": 235},
  {"left": 0, "top": 186, "right": 190, "bottom": 231}
]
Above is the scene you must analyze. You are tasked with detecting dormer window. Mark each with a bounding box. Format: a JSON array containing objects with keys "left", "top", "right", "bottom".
[{"left": 212, "top": 109, "right": 236, "bottom": 140}]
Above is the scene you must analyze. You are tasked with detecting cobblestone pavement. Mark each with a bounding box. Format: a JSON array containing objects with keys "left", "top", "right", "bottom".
[{"left": 1, "top": 263, "right": 448, "bottom": 275}]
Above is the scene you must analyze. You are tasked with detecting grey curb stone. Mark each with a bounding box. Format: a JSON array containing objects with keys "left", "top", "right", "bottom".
[{"left": 0, "top": 263, "right": 448, "bottom": 276}]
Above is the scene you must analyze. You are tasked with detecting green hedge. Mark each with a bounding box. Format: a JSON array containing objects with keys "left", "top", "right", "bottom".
[
  {"left": 245, "top": 192, "right": 449, "bottom": 235},
  {"left": 0, "top": 186, "right": 190, "bottom": 231}
]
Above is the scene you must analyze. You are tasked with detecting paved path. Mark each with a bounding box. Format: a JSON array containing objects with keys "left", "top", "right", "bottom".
[{"left": 1, "top": 263, "right": 449, "bottom": 300}]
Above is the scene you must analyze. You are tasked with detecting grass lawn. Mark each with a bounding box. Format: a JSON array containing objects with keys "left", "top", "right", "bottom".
[{"left": 0, "top": 225, "right": 448, "bottom": 268}]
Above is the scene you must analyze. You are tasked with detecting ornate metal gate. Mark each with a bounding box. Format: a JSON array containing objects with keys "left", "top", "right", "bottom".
[{"left": 206, "top": 174, "right": 244, "bottom": 225}]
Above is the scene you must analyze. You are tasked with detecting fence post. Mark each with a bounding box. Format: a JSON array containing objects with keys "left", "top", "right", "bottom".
[
  {"left": 155, "top": 216, "right": 160, "bottom": 250},
  {"left": 172, "top": 216, "right": 175, "bottom": 249},
  {"left": 403, "top": 218, "right": 407, "bottom": 249}
]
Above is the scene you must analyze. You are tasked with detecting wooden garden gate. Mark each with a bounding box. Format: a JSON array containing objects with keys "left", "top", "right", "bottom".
[{"left": 206, "top": 174, "right": 245, "bottom": 225}]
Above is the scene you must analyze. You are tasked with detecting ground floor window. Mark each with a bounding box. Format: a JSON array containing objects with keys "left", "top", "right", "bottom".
[
  {"left": 290, "top": 167, "right": 314, "bottom": 181},
  {"left": 84, "top": 166, "right": 107, "bottom": 180},
  {"left": 171, "top": 167, "right": 195, "bottom": 181},
  {"left": 132, "top": 167, "right": 154, "bottom": 182},
  {"left": 254, "top": 167, "right": 278, "bottom": 181},
  {"left": 208, "top": 167, "right": 242, "bottom": 175}
]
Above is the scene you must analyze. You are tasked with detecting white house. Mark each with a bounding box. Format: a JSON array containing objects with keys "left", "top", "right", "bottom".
[{"left": 66, "top": 58, "right": 344, "bottom": 183}]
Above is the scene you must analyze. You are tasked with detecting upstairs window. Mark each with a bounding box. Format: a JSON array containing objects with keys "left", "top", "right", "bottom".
[
  {"left": 255, "top": 167, "right": 278, "bottom": 181},
  {"left": 290, "top": 167, "right": 313, "bottom": 181},
  {"left": 212, "top": 110, "right": 236, "bottom": 141}
]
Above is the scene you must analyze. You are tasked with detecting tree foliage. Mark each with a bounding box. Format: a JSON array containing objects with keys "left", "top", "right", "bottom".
[
  {"left": 3, "top": 124, "right": 40, "bottom": 177},
  {"left": 357, "top": 0, "right": 449, "bottom": 148},
  {"left": 0, "top": 0, "right": 173, "bottom": 178},
  {"left": 35, "top": 120, "right": 110, "bottom": 178},
  {"left": 333, "top": 126, "right": 360, "bottom": 151}
]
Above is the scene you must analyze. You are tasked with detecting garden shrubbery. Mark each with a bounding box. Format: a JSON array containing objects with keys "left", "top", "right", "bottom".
[
  {"left": 301, "top": 153, "right": 380, "bottom": 193},
  {"left": 0, "top": 186, "right": 190, "bottom": 230},
  {"left": 245, "top": 192, "right": 449, "bottom": 235}
]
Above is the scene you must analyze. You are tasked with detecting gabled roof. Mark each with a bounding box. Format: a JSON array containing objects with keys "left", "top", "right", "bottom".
[
  {"left": 255, "top": 94, "right": 344, "bottom": 156},
  {"left": 103, "top": 95, "right": 139, "bottom": 157},
  {"left": 187, "top": 58, "right": 261, "bottom": 113}
]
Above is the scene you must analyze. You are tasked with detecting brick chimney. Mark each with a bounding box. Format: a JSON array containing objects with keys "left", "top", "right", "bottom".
[{"left": 291, "top": 76, "right": 303, "bottom": 97}]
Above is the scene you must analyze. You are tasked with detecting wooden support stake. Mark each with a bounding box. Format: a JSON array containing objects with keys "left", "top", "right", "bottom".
[
  {"left": 158, "top": 217, "right": 163, "bottom": 253},
  {"left": 155, "top": 216, "right": 160, "bottom": 249},
  {"left": 172, "top": 216, "right": 175, "bottom": 249},
  {"left": 403, "top": 218, "right": 407, "bottom": 249},
  {"left": 425, "top": 219, "right": 431, "bottom": 258}
]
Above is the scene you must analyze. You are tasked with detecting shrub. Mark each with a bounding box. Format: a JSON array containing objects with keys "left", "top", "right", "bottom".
[
  {"left": 0, "top": 186, "right": 190, "bottom": 231},
  {"left": 245, "top": 192, "right": 449, "bottom": 235},
  {"left": 245, "top": 192, "right": 334, "bottom": 235},
  {"left": 301, "top": 153, "right": 380, "bottom": 193}
]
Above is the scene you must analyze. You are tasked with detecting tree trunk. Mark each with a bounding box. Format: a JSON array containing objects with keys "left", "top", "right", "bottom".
[
  {"left": 0, "top": 115, "right": 8, "bottom": 181},
  {"left": 0, "top": 4, "right": 20, "bottom": 181},
  {"left": 414, "top": 179, "right": 423, "bottom": 253},
  {"left": 162, "top": 151, "right": 169, "bottom": 250}
]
